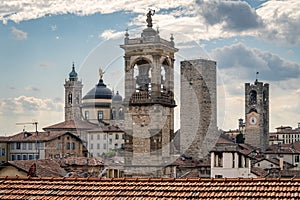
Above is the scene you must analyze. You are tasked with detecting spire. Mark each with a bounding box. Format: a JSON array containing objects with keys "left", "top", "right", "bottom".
[{"left": 69, "top": 62, "right": 78, "bottom": 81}]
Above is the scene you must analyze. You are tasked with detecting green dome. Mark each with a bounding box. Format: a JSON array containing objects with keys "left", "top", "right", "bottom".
[{"left": 69, "top": 64, "right": 78, "bottom": 81}]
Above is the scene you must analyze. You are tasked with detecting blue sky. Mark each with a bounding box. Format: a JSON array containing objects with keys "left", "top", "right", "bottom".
[{"left": 0, "top": 0, "right": 300, "bottom": 135}]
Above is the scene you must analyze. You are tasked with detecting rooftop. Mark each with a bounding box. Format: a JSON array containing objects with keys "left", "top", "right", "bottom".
[{"left": 0, "top": 177, "right": 299, "bottom": 199}]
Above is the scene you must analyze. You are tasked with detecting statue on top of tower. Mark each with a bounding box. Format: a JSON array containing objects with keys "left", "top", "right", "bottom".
[
  {"left": 146, "top": 9, "right": 155, "bottom": 27},
  {"left": 99, "top": 68, "right": 104, "bottom": 80}
]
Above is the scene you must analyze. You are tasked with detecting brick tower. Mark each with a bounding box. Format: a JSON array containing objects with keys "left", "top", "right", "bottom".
[
  {"left": 244, "top": 79, "right": 269, "bottom": 151},
  {"left": 120, "top": 10, "right": 178, "bottom": 177}
]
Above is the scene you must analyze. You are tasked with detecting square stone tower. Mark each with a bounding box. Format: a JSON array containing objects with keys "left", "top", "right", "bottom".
[
  {"left": 120, "top": 11, "right": 178, "bottom": 177},
  {"left": 244, "top": 80, "right": 269, "bottom": 151},
  {"left": 64, "top": 63, "right": 83, "bottom": 121},
  {"left": 180, "top": 59, "right": 218, "bottom": 160}
]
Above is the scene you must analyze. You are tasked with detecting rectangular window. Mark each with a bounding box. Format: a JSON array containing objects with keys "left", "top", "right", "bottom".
[
  {"left": 97, "top": 134, "right": 100, "bottom": 140},
  {"left": 104, "top": 134, "right": 107, "bottom": 140},
  {"left": 22, "top": 143, "right": 27, "bottom": 150},
  {"left": 22, "top": 155, "right": 27, "bottom": 160},
  {"left": 16, "top": 142, "right": 21, "bottom": 150},
  {"left": 90, "top": 144, "right": 93, "bottom": 149},
  {"left": 39, "top": 143, "right": 44, "bottom": 150},
  {"left": 103, "top": 143, "right": 106, "bottom": 149},
  {"left": 72, "top": 142, "right": 75, "bottom": 150},
  {"left": 11, "top": 143, "right": 15, "bottom": 150},
  {"left": 57, "top": 142, "right": 62, "bottom": 150},
  {"left": 11, "top": 155, "right": 15, "bottom": 161},
  {"left": 115, "top": 134, "right": 119, "bottom": 140},
  {"left": 17, "top": 154, "right": 21, "bottom": 160},
  {"left": 122, "top": 134, "right": 124, "bottom": 140},
  {"left": 295, "top": 155, "right": 300, "bottom": 162},
  {"left": 98, "top": 111, "right": 103, "bottom": 120},
  {"left": 28, "top": 143, "right": 33, "bottom": 150},
  {"left": 85, "top": 111, "right": 89, "bottom": 120},
  {"left": 28, "top": 154, "right": 33, "bottom": 160},
  {"left": 90, "top": 134, "right": 93, "bottom": 140},
  {"left": 109, "top": 138, "right": 112, "bottom": 145},
  {"left": 1, "top": 148, "right": 5, "bottom": 156},
  {"left": 97, "top": 143, "right": 100, "bottom": 149},
  {"left": 66, "top": 142, "right": 70, "bottom": 150}
]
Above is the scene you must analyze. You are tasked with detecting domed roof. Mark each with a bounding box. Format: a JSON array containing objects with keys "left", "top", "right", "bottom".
[
  {"left": 69, "top": 63, "right": 78, "bottom": 81},
  {"left": 112, "top": 91, "right": 123, "bottom": 102},
  {"left": 83, "top": 79, "right": 113, "bottom": 100}
]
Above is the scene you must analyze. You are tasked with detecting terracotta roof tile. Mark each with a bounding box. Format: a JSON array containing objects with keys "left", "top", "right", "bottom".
[
  {"left": 0, "top": 177, "right": 300, "bottom": 199},
  {"left": 43, "top": 120, "right": 98, "bottom": 130},
  {"left": 6, "top": 131, "right": 81, "bottom": 142}
]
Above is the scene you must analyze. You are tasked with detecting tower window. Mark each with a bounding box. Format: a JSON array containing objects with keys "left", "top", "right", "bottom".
[
  {"left": 98, "top": 111, "right": 103, "bottom": 120},
  {"left": 68, "top": 93, "right": 72, "bottom": 104},
  {"left": 75, "top": 95, "right": 79, "bottom": 104},
  {"left": 85, "top": 111, "right": 89, "bottom": 120},
  {"left": 119, "top": 108, "right": 124, "bottom": 120},
  {"left": 112, "top": 108, "right": 116, "bottom": 120},
  {"left": 249, "top": 90, "right": 257, "bottom": 105}
]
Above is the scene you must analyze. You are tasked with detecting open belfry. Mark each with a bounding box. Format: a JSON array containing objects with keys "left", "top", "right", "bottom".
[{"left": 120, "top": 10, "right": 178, "bottom": 177}]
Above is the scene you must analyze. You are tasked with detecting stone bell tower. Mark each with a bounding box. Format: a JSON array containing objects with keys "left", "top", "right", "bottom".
[
  {"left": 64, "top": 63, "right": 83, "bottom": 121},
  {"left": 244, "top": 78, "right": 269, "bottom": 151},
  {"left": 120, "top": 10, "right": 178, "bottom": 177}
]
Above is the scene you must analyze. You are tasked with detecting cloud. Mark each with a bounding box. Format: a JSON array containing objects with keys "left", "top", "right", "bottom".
[
  {"left": 0, "top": 0, "right": 193, "bottom": 24},
  {"left": 210, "top": 43, "right": 300, "bottom": 81},
  {"left": 11, "top": 27, "right": 27, "bottom": 40},
  {"left": 24, "top": 86, "right": 40, "bottom": 92},
  {"left": 196, "top": 0, "right": 264, "bottom": 32},
  {"left": 257, "top": 0, "right": 300, "bottom": 44},
  {"left": 0, "top": 96, "right": 63, "bottom": 114},
  {"left": 99, "top": 29, "right": 123, "bottom": 40}
]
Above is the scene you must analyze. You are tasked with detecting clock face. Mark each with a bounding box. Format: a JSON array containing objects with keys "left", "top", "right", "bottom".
[{"left": 249, "top": 116, "right": 257, "bottom": 125}]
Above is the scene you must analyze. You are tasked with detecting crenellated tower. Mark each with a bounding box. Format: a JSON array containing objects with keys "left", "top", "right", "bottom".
[{"left": 244, "top": 78, "right": 269, "bottom": 151}]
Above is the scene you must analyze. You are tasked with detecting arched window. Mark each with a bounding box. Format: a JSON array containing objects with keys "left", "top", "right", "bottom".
[
  {"left": 134, "top": 59, "right": 151, "bottom": 92},
  {"left": 112, "top": 108, "right": 116, "bottom": 120},
  {"left": 68, "top": 93, "right": 72, "bottom": 104},
  {"left": 249, "top": 90, "right": 257, "bottom": 105},
  {"left": 119, "top": 108, "right": 124, "bottom": 120}
]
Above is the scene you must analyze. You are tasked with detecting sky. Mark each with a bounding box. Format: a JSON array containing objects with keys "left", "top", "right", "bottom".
[{"left": 0, "top": 0, "right": 300, "bottom": 135}]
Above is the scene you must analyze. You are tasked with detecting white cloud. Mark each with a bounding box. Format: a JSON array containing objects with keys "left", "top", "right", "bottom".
[
  {"left": 24, "top": 86, "right": 40, "bottom": 92},
  {"left": 0, "top": 96, "right": 63, "bottom": 114},
  {"left": 257, "top": 0, "right": 300, "bottom": 44},
  {"left": 0, "top": 0, "right": 193, "bottom": 24},
  {"left": 100, "top": 29, "right": 123, "bottom": 40},
  {"left": 11, "top": 27, "right": 27, "bottom": 40}
]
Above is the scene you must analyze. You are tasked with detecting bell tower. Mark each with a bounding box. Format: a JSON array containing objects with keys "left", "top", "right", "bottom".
[
  {"left": 64, "top": 63, "right": 83, "bottom": 121},
  {"left": 120, "top": 10, "right": 178, "bottom": 177},
  {"left": 244, "top": 78, "right": 269, "bottom": 151}
]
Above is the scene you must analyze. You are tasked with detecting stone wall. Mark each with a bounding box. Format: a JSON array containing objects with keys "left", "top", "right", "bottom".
[{"left": 180, "top": 59, "right": 218, "bottom": 160}]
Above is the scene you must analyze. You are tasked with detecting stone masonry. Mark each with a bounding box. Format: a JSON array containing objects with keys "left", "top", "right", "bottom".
[{"left": 180, "top": 59, "right": 218, "bottom": 160}]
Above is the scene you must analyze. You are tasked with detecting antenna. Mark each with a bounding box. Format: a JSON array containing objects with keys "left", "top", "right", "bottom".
[{"left": 16, "top": 121, "right": 38, "bottom": 177}]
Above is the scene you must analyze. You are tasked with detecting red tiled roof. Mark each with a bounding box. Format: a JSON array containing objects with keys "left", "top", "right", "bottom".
[
  {"left": 0, "top": 177, "right": 300, "bottom": 199},
  {"left": 56, "top": 157, "right": 104, "bottom": 166},
  {"left": 43, "top": 120, "right": 98, "bottom": 130},
  {"left": 6, "top": 131, "right": 81, "bottom": 142},
  {"left": 6, "top": 159, "right": 67, "bottom": 177}
]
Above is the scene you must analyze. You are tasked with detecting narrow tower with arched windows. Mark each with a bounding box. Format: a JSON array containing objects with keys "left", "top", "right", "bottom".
[
  {"left": 244, "top": 79, "right": 269, "bottom": 151},
  {"left": 64, "top": 63, "right": 83, "bottom": 121},
  {"left": 120, "top": 10, "right": 178, "bottom": 177}
]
